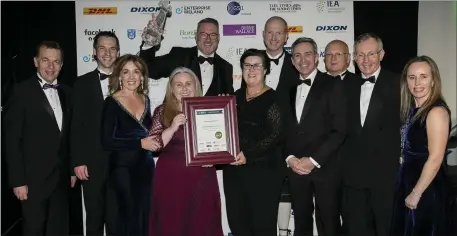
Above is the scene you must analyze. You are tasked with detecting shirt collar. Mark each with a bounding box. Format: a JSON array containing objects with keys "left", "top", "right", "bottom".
[
  {"left": 37, "top": 72, "right": 57, "bottom": 85},
  {"left": 197, "top": 50, "right": 214, "bottom": 58},
  {"left": 299, "top": 68, "right": 318, "bottom": 86}
]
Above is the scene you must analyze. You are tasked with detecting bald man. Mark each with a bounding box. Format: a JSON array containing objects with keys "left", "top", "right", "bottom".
[{"left": 324, "top": 40, "right": 355, "bottom": 80}]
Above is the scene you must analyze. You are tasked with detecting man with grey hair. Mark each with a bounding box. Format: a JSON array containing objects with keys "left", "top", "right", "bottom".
[
  {"left": 323, "top": 40, "right": 354, "bottom": 80},
  {"left": 284, "top": 37, "right": 347, "bottom": 236},
  {"left": 340, "top": 33, "right": 400, "bottom": 236}
]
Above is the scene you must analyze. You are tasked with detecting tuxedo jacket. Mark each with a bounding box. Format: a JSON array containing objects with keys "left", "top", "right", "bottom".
[
  {"left": 340, "top": 69, "right": 401, "bottom": 189},
  {"left": 70, "top": 69, "right": 110, "bottom": 171},
  {"left": 139, "top": 45, "right": 234, "bottom": 96},
  {"left": 284, "top": 71, "right": 347, "bottom": 175},
  {"left": 3, "top": 75, "right": 72, "bottom": 193}
]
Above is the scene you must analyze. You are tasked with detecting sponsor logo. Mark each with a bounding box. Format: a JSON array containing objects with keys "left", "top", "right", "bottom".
[
  {"left": 175, "top": 5, "right": 211, "bottom": 14},
  {"left": 226, "top": 46, "right": 249, "bottom": 62},
  {"left": 223, "top": 24, "right": 256, "bottom": 36},
  {"left": 227, "top": 1, "right": 251, "bottom": 16},
  {"left": 269, "top": 3, "right": 302, "bottom": 13},
  {"left": 287, "top": 26, "right": 303, "bottom": 33},
  {"left": 84, "top": 29, "right": 115, "bottom": 41},
  {"left": 82, "top": 54, "right": 96, "bottom": 63},
  {"left": 284, "top": 47, "right": 292, "bottom": 54},
  {"left": 180, "top": 29, "right": 196, "bottom": 39},
  {"left": 130, "top": 6, "right": 160, "bottom": 13},
  {"left": 319, "top": 47, "right": 326, "bottom": 57},
  {"left": 316, "top": 0, "right": 346, "bottom": 13},
  {"left": 83, "top": 7, "right": 117, "bottom": 15},
  {"left": 316, "top": 25, "right": 347, "bottom": 32}
]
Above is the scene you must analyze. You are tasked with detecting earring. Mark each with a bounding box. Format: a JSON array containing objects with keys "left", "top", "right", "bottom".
[
  {"left": 141, "top": 79, "right": 144, "bottom": 90},
  {"left": 119, "top": 80, "right": 123, "bottom": 89}
]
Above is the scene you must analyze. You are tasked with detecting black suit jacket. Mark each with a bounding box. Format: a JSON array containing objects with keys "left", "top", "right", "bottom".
[
  {"left": 284, "top": 71, "right": 347, "bottom": 175},
  {"left": 341, "top": 69, "right": 400, "bottom": 188},
  {"left": 70, "top": 69, "right": 110, "bottom": 171},
  {"left": 139, "top": 46, "right": 234, "bottom": 96},
  {"left": 4, "top": 75, "right": 72, "bottom": 191}
]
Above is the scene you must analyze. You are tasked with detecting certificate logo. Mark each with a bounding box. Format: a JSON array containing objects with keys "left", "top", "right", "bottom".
[
  {"left": 287, "top": 26, "right": 303, "bottom": 34},
  {"left": 215, "top": 131, "right": 223, "bottom": 139},
  {"left": 83, "top": 7, "right": 117, "bottom": 15},
  {"left": 223, "top": 24, "right": 256, "bottom": 36}
]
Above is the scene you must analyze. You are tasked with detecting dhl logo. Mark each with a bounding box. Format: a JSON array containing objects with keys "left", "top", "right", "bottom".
[
  {"left": 83, "top": 7, "right": 117, "bottom": 15},
  {"left": 287, "top": 26, "right": 303, "bottom": 33}
]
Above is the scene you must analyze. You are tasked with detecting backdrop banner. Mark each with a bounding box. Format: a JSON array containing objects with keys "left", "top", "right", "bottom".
[{"left": 75, "top": 1, "right": 354, "bottom": 235}]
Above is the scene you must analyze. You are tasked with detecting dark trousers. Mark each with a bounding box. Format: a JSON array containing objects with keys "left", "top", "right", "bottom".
[
  {"left": 81, "top": 172, "right": 117, "bottom": 236},
  {"left": 342, "top": 185, "right": 395, "bottom": 236},
  {"left": 224, "top": 166, "right": 283, "bottom": 236},
  {"left": 288, "top": 170, "right": 341, "bottom": 236},
  {"left": 21, "top": 180, "right": 69, "bottom": 236}
]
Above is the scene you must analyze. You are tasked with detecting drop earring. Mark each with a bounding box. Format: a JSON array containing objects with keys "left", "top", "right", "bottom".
[{"left": 119, "top": 80, "right": 123, "bottom": 89}]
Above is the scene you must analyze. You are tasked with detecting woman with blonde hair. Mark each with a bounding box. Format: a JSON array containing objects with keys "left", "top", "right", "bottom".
[
  {"left": 148, "top": 67, "right": 223, "bottom": 236},
  {"left": 101, "top": 54, "right": 159, "bottom": 236},
  {"left": 391, "top": 55, "right": 451, "bottom": 236}
]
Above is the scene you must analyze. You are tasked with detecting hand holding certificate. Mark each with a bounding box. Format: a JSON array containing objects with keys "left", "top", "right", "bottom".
[{"left": 182, "top": 96, "right": 240, "bottom": 166}]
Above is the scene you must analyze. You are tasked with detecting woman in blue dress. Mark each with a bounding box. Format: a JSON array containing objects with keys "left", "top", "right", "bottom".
[
  {"left": 101, "top": 54, "right": 160, "bottom": 236},
  {"left": 391, "top": 55, "right": 451, "bottom": 236}
]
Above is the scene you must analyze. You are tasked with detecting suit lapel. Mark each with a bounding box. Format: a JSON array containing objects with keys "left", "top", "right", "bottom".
[
  {"left": 57, "top": 87, "right": 67, "bottom": 135},
  {"left": 363, "top": 70, "right": 389, "bottom": 128},
  {"left": 289, "top": 85, "right": 298, "bottom": 123},
  {"left": 89, "top": 70, "right": 105, "bottom": 103},
  {"left": 189, "top": 47, "right": 202, "bottom": 84},
  {"left": 299, "top": 74, "right": 324, "bottom": 123},
  {"left": 33, "top": 78, "right": 60, "bottom": 132}
]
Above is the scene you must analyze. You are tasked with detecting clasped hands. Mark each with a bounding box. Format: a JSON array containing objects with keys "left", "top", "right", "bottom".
[{"left": 288, "top": 156, "right": 316, "bottom": 175}]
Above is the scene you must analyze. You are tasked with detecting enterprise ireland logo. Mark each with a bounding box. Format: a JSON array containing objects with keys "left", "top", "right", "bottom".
[{"left": 223, "top": 24, "right": 256, "bottom": 36}]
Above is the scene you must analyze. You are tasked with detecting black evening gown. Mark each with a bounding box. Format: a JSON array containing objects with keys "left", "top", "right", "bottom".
[
  {"left": 101, "top": 95, "right": 154, "bottom": 236},
  {"left": 391, "top": 100, "right": 451, "bottom": 236}
]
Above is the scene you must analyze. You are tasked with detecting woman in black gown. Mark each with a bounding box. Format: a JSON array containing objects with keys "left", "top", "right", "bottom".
[
  {"left": 223, "top": 49, "right": 285, "bottom": 236},
  {"left": 101, "top": 54, "right": 160, "bottom": 236},
  {"left": 391, "top": 55, "right": 451, "bottom": 236}
]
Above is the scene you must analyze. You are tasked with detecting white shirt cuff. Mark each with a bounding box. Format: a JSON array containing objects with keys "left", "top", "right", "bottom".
[
  {"left": 285, "top": 155, "right": 295, "bottom": 167},
  {"left": 309, "top": 157, "right": 321, "bottom": 168}
]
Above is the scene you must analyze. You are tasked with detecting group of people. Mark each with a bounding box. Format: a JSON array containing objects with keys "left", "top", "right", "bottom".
[{"left": 3, "top": 14, "right": 454, "bottom": 236}]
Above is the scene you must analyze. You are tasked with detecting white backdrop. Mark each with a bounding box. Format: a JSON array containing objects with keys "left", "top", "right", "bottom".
[{"left": 75, "top": 1, "right": 354, "bottom": 235}]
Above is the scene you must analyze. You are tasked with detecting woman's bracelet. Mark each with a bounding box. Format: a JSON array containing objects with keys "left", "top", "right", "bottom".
[{"left": 412, "top": 188, "right": 422, "bottom": 197}]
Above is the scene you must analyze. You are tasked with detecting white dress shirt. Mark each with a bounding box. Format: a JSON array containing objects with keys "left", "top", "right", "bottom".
[
  {"left": 98, "top": 68, "right": 111, "bottom": 100},
  {"left": 37, "top": 73, "right": 63, "bottom": 131},
  {"left": 360, "top": 67, "right": 381, "bottom": 126},
  {"left": 265, "top": 51, "right": 285, "bottom": 90},
  {"left": 285, "top": 69, "right": 321, "bottom": 168},
  {"left": 197, "top": 50, "right": 215, "bottom": 95}
]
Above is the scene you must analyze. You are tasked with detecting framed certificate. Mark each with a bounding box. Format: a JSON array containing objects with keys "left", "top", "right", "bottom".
[{"left": 182, "top": 96, "right": 240, "bottom": 166}]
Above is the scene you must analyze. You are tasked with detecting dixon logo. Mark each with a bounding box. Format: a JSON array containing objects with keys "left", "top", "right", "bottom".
[
  {"left": 83, "top": 7, "right": 117, "bottom": 15},
  {"left": 316, "top": 25, "right": 347, "bottom": 32},
  {"left": 130, "top": 6, "right": 160, "bottom": 13}
]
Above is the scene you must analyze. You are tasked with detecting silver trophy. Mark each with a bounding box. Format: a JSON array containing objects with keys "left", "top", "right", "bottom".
[{"left": 141, "top": 0, "right": 172, "bottom": 47}]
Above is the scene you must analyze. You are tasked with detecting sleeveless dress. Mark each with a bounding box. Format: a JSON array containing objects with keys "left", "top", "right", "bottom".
[
  {"left": 148, "top": 105, "right": 223, "bottom": 236},
  {"left": 391, "top": 100, "right": 451, "bottom": 236}
]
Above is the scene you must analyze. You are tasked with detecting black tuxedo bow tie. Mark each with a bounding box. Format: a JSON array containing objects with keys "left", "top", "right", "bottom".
[
  {"left": 268, "top": 51, "right": 285, "bottom": 65},
  {"left": 360, "top": 76, "right": 376, "bottom": 85},
  {"left": 43, "top": 83, "right": 59, "bottom": 90},
  {"left": 299, "top": 78, "right": 312, "bottom": 86},
  {"left": 198, "top": 56, "right": 214, "bottom": 65},
  {"left": 99, "top": 73, "right": 109, "bottom": 81}
]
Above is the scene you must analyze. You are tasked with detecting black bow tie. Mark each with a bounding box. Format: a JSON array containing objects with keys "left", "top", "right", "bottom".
[
  {"left": 299, "top": 78, "right": 311, "bottom": 86},
  {"left": 268, "top": 51, "right": 285, "bottom": 65},
  {"left": 42, "top": 83, "right": 59, "bottom": 90},
  {"left": 361, "top": 76, "right": 376, "bottom": 85},
  {"left": 198, "top": 56, "right": 214, "bottom": 65},
  {"left": 99, "top": 72, "right": 109, "bottom": 81}
]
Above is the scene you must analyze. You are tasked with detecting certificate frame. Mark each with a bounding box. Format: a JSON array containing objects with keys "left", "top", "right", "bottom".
[{"left": 182, "top": 96, "right": 239, "bottom": 166}]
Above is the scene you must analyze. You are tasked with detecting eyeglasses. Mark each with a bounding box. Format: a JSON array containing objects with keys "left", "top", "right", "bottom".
[
  {"left": 325, "top": 52, "right": 349, "bottom": 59},
  {"left": 198, "top": 32, "right": 219, "bottom": 40},
  {"left": 355, "top": 50, "right": 382, "bottom": 60},
  {"left": 242, "top": 63, "right": 263, "bottom": 70}
]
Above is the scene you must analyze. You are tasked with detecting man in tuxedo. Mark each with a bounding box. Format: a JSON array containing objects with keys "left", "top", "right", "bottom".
[
  {"left": 340, "top": 33, "right": 400, "bottom": 236},
  {"left": 323, "top": 40, "right": 355, "bottom": 80},
  {"left": 4, "top": 41, "right": 76, "bottom": 236},
  {"left": 284, "top": 37, "right": 347, "bottom": 236},
  {"left": 71, "top": 31, "right": 119, "bottom": 236},
  {"left": 139, "top": 17, "right": 234, "bottom": 95}
]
